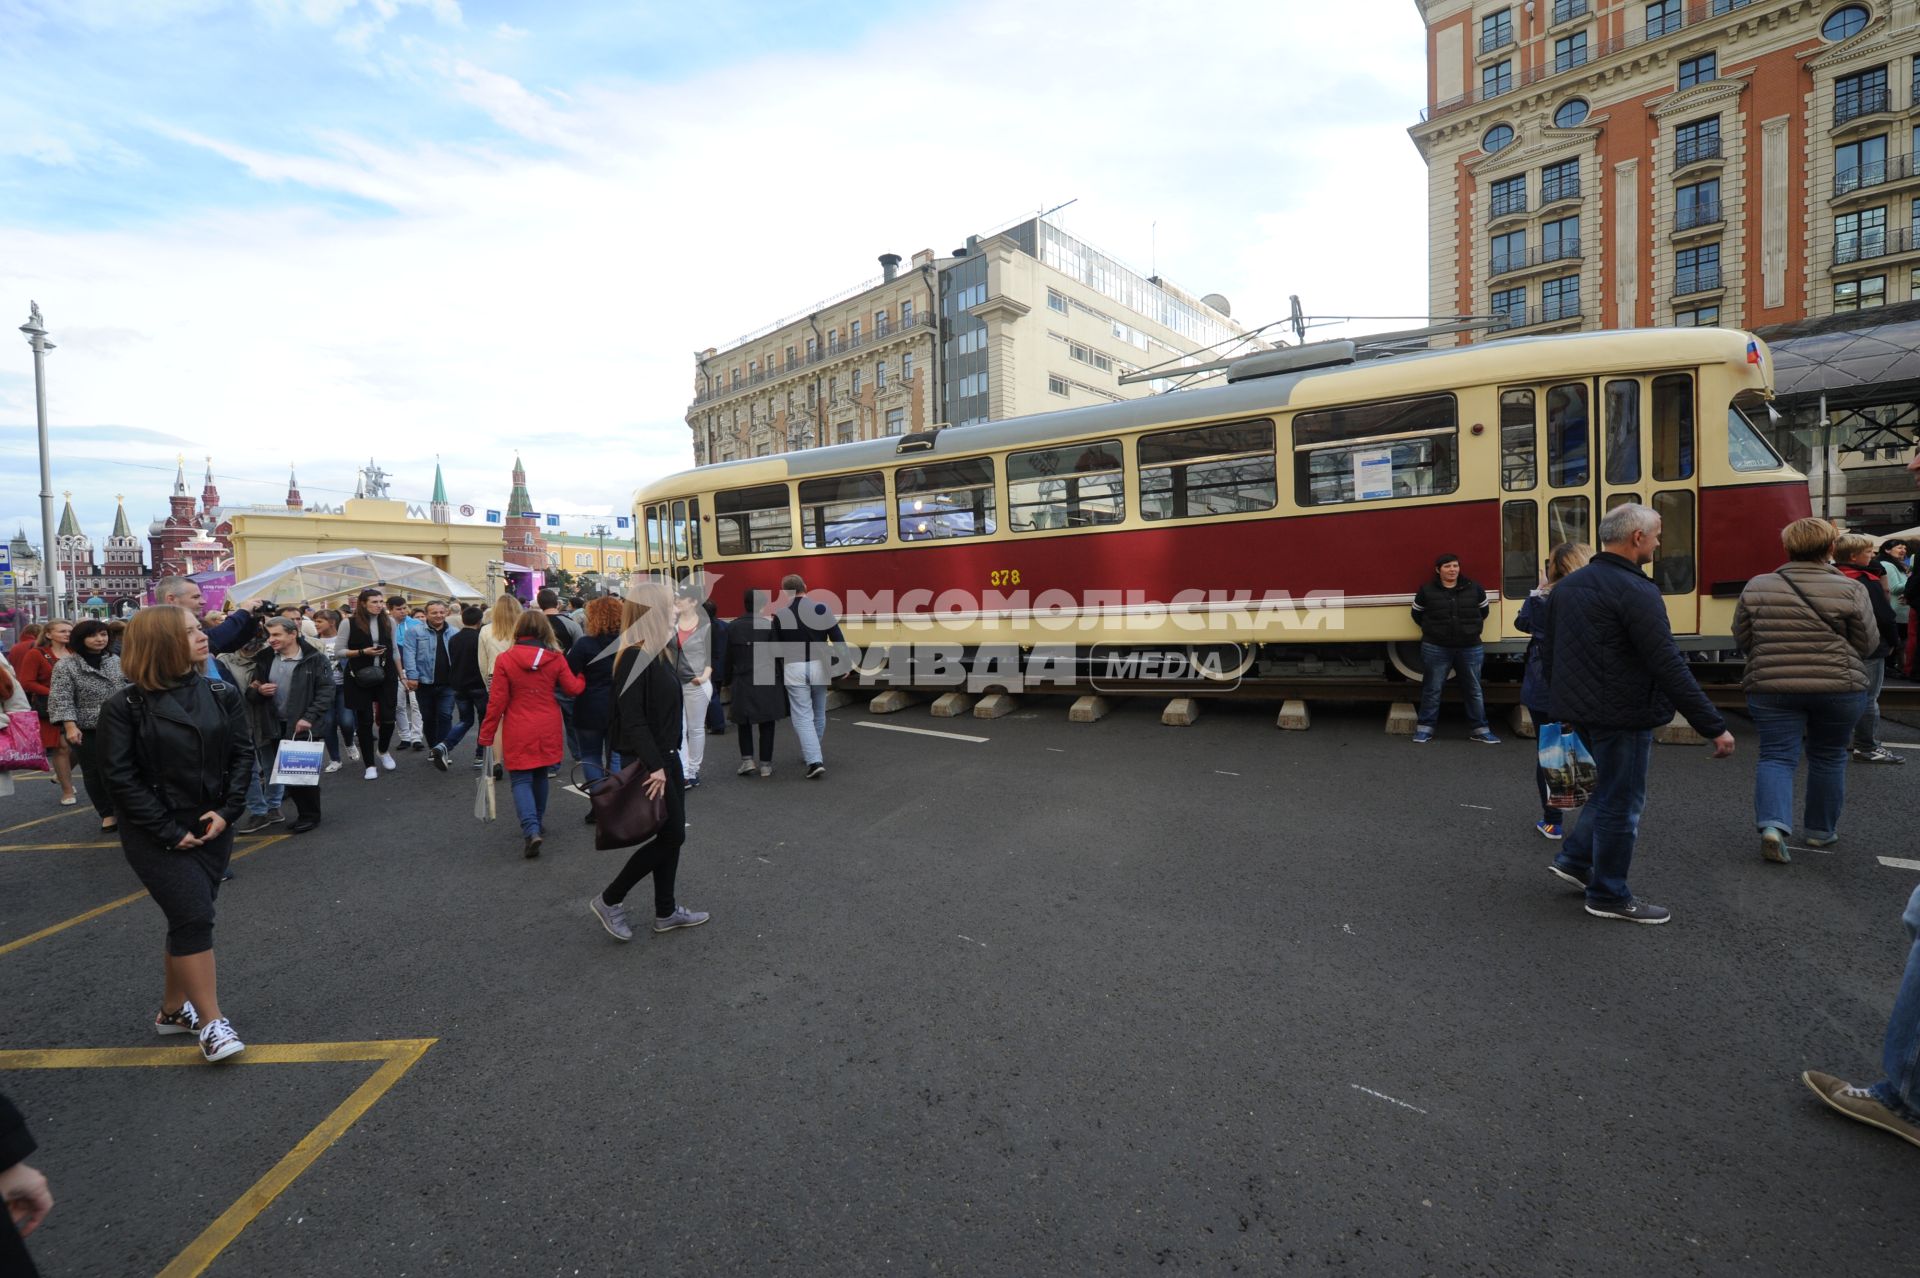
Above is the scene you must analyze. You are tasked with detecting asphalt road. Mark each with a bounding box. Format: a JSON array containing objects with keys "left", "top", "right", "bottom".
[{"left": 3, "top": 693, "right": 1919, "bottom": 1276}]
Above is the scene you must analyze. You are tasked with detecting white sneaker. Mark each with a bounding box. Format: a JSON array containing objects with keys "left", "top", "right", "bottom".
[
  {"left": 154, "top": 999, "right": 201, "bottom": 1036},
  {"left": 347, "top": 745, "right": 361, "bottom": 762},
  {"left": 378, "top": 753, "right": 398, "bottom": 770},
  {"left": 198, "top": 1017, "right": 245, "bottom": 1063},
  {"left": 324, "top": 760, "right": 342, "bottom": 773},
  {"left": 364, "top": 766, "right": 379, "bottom": 780}
]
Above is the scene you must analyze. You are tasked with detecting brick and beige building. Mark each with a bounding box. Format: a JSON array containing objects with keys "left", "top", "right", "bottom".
[
  {"left": 686, "top": 218, "right": 1254, "bottom": 464},
  {"left": 1410, "top": 0, "right": 1920, "bottom": 339}
]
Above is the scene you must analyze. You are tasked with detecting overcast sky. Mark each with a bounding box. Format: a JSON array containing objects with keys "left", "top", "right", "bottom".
[{"left": 0, "top": 0, "right": 1429, "bottom": 553}]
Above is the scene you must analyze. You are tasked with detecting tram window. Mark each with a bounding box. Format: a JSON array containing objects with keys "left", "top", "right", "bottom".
[
  {"left": 714, "top": 483, "right": 794, "bottom": 555},
  {"left": 1292, "top": 396, "right": 1456, "bottom": 507},
  {"left": 1009, "top": 438, "right": 1125, "bottom": 531},
  {"left": 1605, "top": 380, "right": 1641, "bottom": 484},
  {"left": 1652, "top": 375, "right": 1695, "bottom": 480},
  {"left": 1727, "top": 405, "right": 1783, "bottom": 472},
  {"left": 671, "top": 500, "right": 689, "bottom": 560},
  {"left": 688, "top": 497, "right": 702, "bottom": 559},
  {"left": 1548, "top": 495, "right": 1589, "bottom": 549},
  {"left": 1501, "top": 500, "right": 1538, "bottom": 601},
  {"left": 1605, "top": 492, "right": 1641, "bottom": 512},
  {"left": 1653, "top": 490, "right": 1696, "bottom": 594},
  {"left": 645, "top": 506, "right": 663, "bottom": 564},
  {"left": 1501, "top": 390, "right": 1537, "bottom": 490},
  {"left": 1547, "top": 383, "right": 1589, "bottom": 487},
  {"left": 800, "top": 471, "right": 887, "bottom": 548},
  {"left": 1141, "top": 420, "right": 1277, "bottom": 520},
  {"left": 897, "top": 456, "right": 997, "bottom": 540}
]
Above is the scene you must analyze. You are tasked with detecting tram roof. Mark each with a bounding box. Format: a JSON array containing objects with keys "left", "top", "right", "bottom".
[{"left": 644, "top": 326, "right": 1760, "bottom": 497}]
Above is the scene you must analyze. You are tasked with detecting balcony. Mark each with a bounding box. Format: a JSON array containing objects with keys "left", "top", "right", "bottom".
[
  {"left": 1491, "top": 241, "right": 1585, "bottom": 276},
  {"left": 1674, "top": 136, "right": 1722, "bottom": 168},
  {"left": 1489, "top": 189, "right": 1528, "bottom": 218},
  {"left": 1835, "top": 85, "right": 1892, "bottom": 126},
  {"left": 1833, "top": 226, "right": 1918, "bottom": 266},
  {"left": 692, "top": 312, "right": 936, "bottom": 405},
  {"left": 1480, "top": 27, "right": 1515, "bottom": 55},
  {"left": 1551, "top": 0, "right": 1588, "bottom": 23},
  {"left": 1553, "top": 49, "right": 1589, "bottom": 74},
  {"left": 1674, "top": 266, "right": 1723, "bottom": 296},
  {"left": 1491, "top": 301, "right": 1584, "bottom": 334},
  {"left": 1675, "top": 198, "right": 1722, "bottom": 231},
  {"left": 1835, "top": 151, "right": 1919, "bottom": 198},
  {"left": 1540, "top": 176, "right": 1582, "bottom": 205}
]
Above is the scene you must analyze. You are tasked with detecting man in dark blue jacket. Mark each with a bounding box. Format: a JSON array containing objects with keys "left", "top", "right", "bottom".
[
  {"left": 156, "top": 575, "right": 262, "bottom": 665},
  {"left": 1545, "top": 503, "right": 1734, "bottom": 925}
]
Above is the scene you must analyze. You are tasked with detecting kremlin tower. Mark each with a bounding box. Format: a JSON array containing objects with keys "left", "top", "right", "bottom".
[{"left": 502, "top": 454, "right": 546, "bottom": 590}]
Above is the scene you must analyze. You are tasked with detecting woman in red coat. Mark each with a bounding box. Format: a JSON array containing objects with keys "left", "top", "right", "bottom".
[
  {"left": 478, "top": 609, "right": 585, "bottom": 858},
  {"left": 15, "top": 620, "right": 77, "bottom": 805}
]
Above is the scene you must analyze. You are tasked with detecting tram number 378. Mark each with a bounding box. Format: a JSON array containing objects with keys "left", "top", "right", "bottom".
[{"left": 987, "top": 569, "right": 1023, "bottom": 587}]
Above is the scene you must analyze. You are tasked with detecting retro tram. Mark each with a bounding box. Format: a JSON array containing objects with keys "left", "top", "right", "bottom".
[{"left": 636, "top": 327, "right": 1806, "bottom": 682}]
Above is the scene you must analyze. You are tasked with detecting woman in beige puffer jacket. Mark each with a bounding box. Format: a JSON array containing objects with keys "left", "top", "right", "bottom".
[{"left": 1733, "top": 517, "right": 1878, "bottom": 863}]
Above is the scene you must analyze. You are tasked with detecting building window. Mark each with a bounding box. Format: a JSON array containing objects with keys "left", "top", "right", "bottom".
[
  {"left": 1490, "top": 174, "right": 1527, "bottom": 217},
  {"left": 851, "top": 368, "right": 863, "bottom": 395},
  {"left": 835, "top": 420, "right": 854, "bottom": 443},
  {"left": 1068, "top": 341, "right": 1113, "bottom": 372},
  {"left": 1481, "top": 7, "right": 1514, "bottom": 53},
  {"left": 876, "top": 360, "right": 887, "bottom": 388},
  {"left": 1834, "top": 274, "right": 1887, "bottom": 310},
  {"left": 1293, "top": 398, "right": 1459, "bottom": 507},
  {"left": 1674, "top": 116, "right": 1721, "bottom": 166},
  {"left": 1009, "top": 438, "right": 1125, "bottom": 531},
  {"left": 1675, "top": 243, "right": 1721, "bottom": 294},
  {"left": 1048, "top": 288, "right": 1069, "bottom": 314},
  {"left": 1491, "top": 286, "right": 1528, "bottom": 332},
  {"left": 875, "top": 309, "right": 889, "bottom": 335},
  {"left": 885, "top": 408, "right": 905, "bottom": 435},
  {"left": 1553, "top": 0, "right": 1588, "bottom": 23},
  {"left": 1141, "top": 420, "right": 1278, "bottom": 519},
  {"left": 730, "top": 368, "right": 741, "bottom": 386},
  {"left": 1541, "top": 158, "right": 1580, "bottom": 203},
  {"left": 901, "top": 299, "right": 914, "bottom": 325},
  {"left": 850, "top": 319, "right": 861, "bottom": 345},
  {"left": 1822, "top": 5, "right": 1869, "bottom": 41},
  {"left": 1553, "top": 98, "right": 1589, "bottom": 128},
  {"left": 1048, "top": 374, "right": 1070, "bottom": 396},
  {"left": 902, "top": 351, "right": 914, "bottom": 381},
  {"left": 1483, "top": 59, "right": 1513, "bottom": 98},
  {"left": 1491, "top": 229, "right": 1526, "bottom": 274},
  {"left": 1836, "top": 207, "right": 1888, "bottom": 264},
  {"left": 1676, "top": 179, "right": 1722, "bottom": 230},
  {"left": 1554, "top": 32, "right": 1588, "bottom": 73},
  {"left": 1484, "top": 124, "right": 1515, "bottom": 152},
  {"left": 1542, "top": 275, "right": 1581, "bottom": 321},
  {"left": 574, "top": 552, "right": 593, "bottom": 568},
  {"left": 1543, "top": 215, "right": 1581, "bottom": 263},
  {"left": 897, "top": 457, "right": 997, "bottom": 540},
  {"left": 806, "top": 336, "right": 817, "bottom": 359},
  {"left": 1710, "top": 0, "right": 1752, "bottom": 13},
  {"left": 1645, "top": 0, "right": 1681, "bottom": 38},
  {"left": 1679, "top": 53, "right": 1716, "bottom": 89},
  {"left": 1836, "top": 66, "right": 1889, "bottom": 123},
  {"left": 1836, "top": 133, "right": 1889, "bottom": 193},
  {"left": 827, "top": 328, "right": 838, "bottom": 350}
]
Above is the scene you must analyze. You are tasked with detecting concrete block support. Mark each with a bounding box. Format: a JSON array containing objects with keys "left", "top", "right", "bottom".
[
  {"left": 973, "top": 693, "right": 1019, "bottom": 719},
  {"left": 1069, "top": 695, "right": 1113, "bottom": 723},
  {"left": 1385, "top": 702, "right": 1418, "bottom": 735},
  {"left": 1162, "top": 697, "right": 1201, "bottom": 726},
  {"left": 1510, "top": 705, "right": 1536, "bottom": 739},
  {"left": 824, "top": 689, "right": 855, "bottom": 711},
  {"left": 869, "top": 690, "right": 923, "bottom": 715},
  {"left": 1654, "top": 712, "right": 1705, "bottom": 746},
  {"left": 930, "top": 691, "right": 977, "bottom": 718},
  {"left": 1276, "top": 699, "right": 1311, "bottom": 730}
]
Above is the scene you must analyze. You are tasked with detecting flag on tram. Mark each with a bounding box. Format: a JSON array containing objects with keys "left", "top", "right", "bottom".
[{"left": 1746, "top": 339, "right": 1761, "bottom": 365}]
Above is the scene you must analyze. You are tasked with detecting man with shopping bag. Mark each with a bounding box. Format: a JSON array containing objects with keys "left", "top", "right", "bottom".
[{"left": 243, "top": 617, "right": 334, "bottom": 834}]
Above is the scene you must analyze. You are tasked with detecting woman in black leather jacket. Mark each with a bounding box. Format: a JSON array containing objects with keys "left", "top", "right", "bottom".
[{"left": 98, "top": 605, "right": 255, "bottom": 1064}]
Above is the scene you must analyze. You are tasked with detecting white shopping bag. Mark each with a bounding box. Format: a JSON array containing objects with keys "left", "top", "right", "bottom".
[{"left": 270, "top": 737, "right": 327, "bottom": 787}]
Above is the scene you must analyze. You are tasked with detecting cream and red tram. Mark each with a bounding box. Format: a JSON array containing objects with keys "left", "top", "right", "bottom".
[{"left": 637, "top": 328, "right": 1806, "bottom": 679}]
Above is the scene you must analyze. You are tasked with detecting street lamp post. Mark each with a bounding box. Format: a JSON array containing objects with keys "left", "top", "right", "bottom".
[
  {"left": 19, "top": 303, "right": 60, "bottom": 621},
  {"left": 589, "top": 523, "right": 610, "bottom": 595}
]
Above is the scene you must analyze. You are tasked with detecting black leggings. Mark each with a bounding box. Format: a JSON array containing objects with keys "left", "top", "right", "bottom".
[
  {"left": 737, "top": 721, "right": 776, "bottom": 763},
  {"left": 347, "top": 678, "right": 397, "bottom": 760},
  {"left": 601, "top": 756, "right": 687, "bottom": 917},
  {"left": 120, "top": 819, "right": 233, "bottom": 956},
  {"left": 78, "top": 726, "right": 114, "bottom": 818}
]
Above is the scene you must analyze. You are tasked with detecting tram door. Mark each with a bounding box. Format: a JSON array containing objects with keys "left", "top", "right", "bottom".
[
  {"left": 666, "top": 497, "right": 703, "bottom": 587},
  {"left": 1498, "top": 374, "right": 1699, "bottom": 638}
]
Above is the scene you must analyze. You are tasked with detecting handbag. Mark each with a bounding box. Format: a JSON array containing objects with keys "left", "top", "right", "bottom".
[
  {"left": 351, "top": 618, "right": 389, "bottom": 687},
  {"left": 269, "top": 733, "right": 326, "bottom": 787},
  {"left": 0, "top": 709, "right": 49, "bottom": 773},
  {"left": 473, "top": 769, "right": 496, "bottom": 821},
  {"left": 587, "top": 758, "right": 668, "bottom": 850},
  {"left": 1538, "top": 723, "right": 1597, "bottom": 810}
]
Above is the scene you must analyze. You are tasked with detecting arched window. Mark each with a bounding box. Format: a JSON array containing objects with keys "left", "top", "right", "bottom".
[
  {"left": 1554, "top": 99, "right": 1590, "bottom": 128},
  {"left": 1484, "top": 124, "right": 1516, "bottom": 154},
  {"left": 1822, "top": 5, "right": 1869, "bottom": 40}
]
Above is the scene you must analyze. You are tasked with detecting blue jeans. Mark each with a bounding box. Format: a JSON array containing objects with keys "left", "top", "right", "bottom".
[
  {"left": 575, "top": 724, "right": 622, "bottom": 787},
  {"left": 320, "top": 700, "right": 357, "bottom": 762},
  {"left": 1416, "top": 642, "right": 1487, "bottom": 731},
  {"left": 446, "top": 692, "right": 482, "bottom": 755},
  {"left": 418, "top": 683, "right": 456, "bottom": 752},
  {"left": 784, "top": 659, "right": 830, "bottom": 765},
  {"left": 1852, "top": 661, "right": 1886, "bottom": 753},
  {"left": 1871, "top": 884, "right": 1920, "bottom": 1121},
  {"left": 1748, "top": 691, "right": 1864, "bottom": 840},
  {"left": 558, "top": 695, "right": 580, "bottom": 762},
  {"left": 244, "top": 750, "right": 282, "bottom": 815},
  {"left": 508, "top": 768, "right": 549, "bottom": 837},
  {"left": 1552, "top": 725, "right": 1653, "bottom": 905}
]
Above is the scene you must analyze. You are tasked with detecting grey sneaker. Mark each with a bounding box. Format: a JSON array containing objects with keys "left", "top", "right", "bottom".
[
  {"left": 1470, "top": 728, "right": 1501, "bottom": 745},
  {"left": 758, "top": 764, "right": 772, "bottom": 778},
  {"left": 234, "top": 812, "right": 273, "bottom": 834},
  {"left": 737, "top": 757, "right": 755, "bottom": 776},
  {"left": 589, "top": 895, "right": 633, "bottom": 942},
  {"left": 1584, "top": 897, "right": 1670, "bottom": 925},
  {"left": 154, "top": 1000, "right": 201, "bottom": 1036},
  {"left": 654, "top": 905, "right": 710, "bottom": 933},
  {"left": 1852, "top": 747, "right": 1906, "bottom": 765},
  {"left": 1548, "top": 863, "right": 1588, "bottom": 891},
  {"left": 1761, "top": 827, "right": 1790, "bottom": 863},
  {"left": 1803, "top": 1071, "right": 1920, "bottom": 1149},
  {"left": 1807, "top": 832, "right": 1840, "bottom": 849}
]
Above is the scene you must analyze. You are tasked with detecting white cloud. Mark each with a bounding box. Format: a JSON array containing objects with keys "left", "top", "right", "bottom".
[{"left": 0, "top": 0, "right": 1431, "bottom": 546}]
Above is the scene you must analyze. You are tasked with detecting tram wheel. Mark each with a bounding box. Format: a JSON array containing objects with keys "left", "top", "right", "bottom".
[{"left": 1184, "top": 643, "right": 1258, "bottom": 683}]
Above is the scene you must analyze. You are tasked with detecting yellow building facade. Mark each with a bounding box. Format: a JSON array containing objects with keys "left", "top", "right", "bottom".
[{"left": 228, "top": 499, "right": 504, "bottom": 599}]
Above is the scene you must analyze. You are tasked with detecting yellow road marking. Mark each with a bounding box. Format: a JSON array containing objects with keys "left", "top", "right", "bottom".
[
  {"left": 0, "top": 834, "right": 290, "bottom": 958},
  {"left": 0, "top": 840, "right": 124, "bottom": 851},
  {"left": 0, "top": 807, "right": 90, "bottom": 837},
  {"left": 0, "top": 1038, "right": 437, "bottom": 1278}
]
